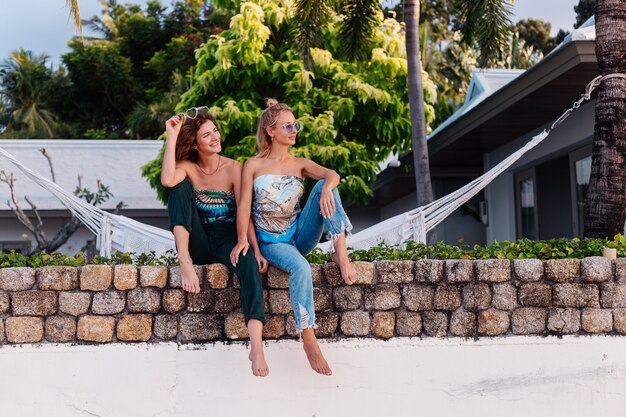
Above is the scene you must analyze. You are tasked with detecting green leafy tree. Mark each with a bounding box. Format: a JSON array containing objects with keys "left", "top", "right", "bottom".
[
  {"left": 574, "top": 0, "right": 596, "bottom": 28},
  {"left": 515, "top": 18, "right": 555, "bottom": 55}
]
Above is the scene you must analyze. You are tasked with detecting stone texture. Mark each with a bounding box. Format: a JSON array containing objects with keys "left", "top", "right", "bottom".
[
  {"left": 44, "top": 317, "right": 76, "bottom": 342},
  {"left": 139, "top": 266, "right": 168, "bottom": 288},
  {"left": 450, "top": 310, "right": 476, "bottom": 337},
  {"left": 395, "top": 311, "right": 422, "bottom": 336},
  {"left": 314, "top": 287, "right": 331, "bottom": 311},
  {"left": 113, "top": 265, "right": 138, "bottom": 290},
  {"left": 371, "top": 312, "right": 395, "bottom": 338},
  {"left": 553, "top": 283, "right": 600, "bottom": 308},
  {"left": 340, "top": 311, "right": 370, "bottom": 336},
  {"left": 323, "top": 262, "right": 343, "bottom": 286},
  {"left": 376, "top": 260, "right": 414, "bottom": 284},
  {"left": 511, "top": 307, "right": 547, "bottom": 335},
  {"left": 0, "top": 319, "right": 4, "bottom": 343},
  {"left": 519, "top": 283, "right": 552, "bottom": 307},
  {"left": 267, "top": 267, "right": 289, "bottom": 289},
  {"left": 224, "top": 312, "right": 248, "bottom": 339},
  {"left": 0, "top": 291, "right": 10, "bottom": 314},
  {"left": 415, "top": 259, "right": 444, "bottom": 283},
  {"left": 207, "top": 264, "right": 229, "bottom": 289},
  {"left": 0, "top": 268, "right": 36, "bottom": 291},
  {"left": 613, "top": 309, "right": 626, "bottom": 334},
  {"left": 269, "top": 290, "right": 292, "bottom": 314},
  {"left": 402, "top": 285, "right": 433, "bottom": 311},
  {"left": 213, "top": 289, "right": 241, "bottom": 313},
  {"left": 445, "top": 260, "right": 474, "bottom": 283},
  {"left": 352, "top": 261, "right": 375, "bottom": 285},
  {"left": 615, "top": 258, "right": 626, "bottom": 282},
  {"left": 545, "top": 259, "right": 580, "bottom": 282},
  {"left": 600, "top": 283, "right": 626, "bottom": 308},
  {"left": 179, "top": 314, "right": 222, "bottom": 341},
  {"left": 462, "top": 283, "right": 491, "bottom": 311},
  {"left": 262, "top": 315, "right": 285, "bottom": 339},
  {"left": 333, "top": 286, "right": 363, "bottom": 310},
  {"left": 12, "top": 291, "right": 57, "bottom": 316},
  {"left": 422, "top": 311, "right": 448, "bottom": 337},
  {"left": 117, "top": 314, "right": 152, "bottom": 341},
  {"left": 491, "top": 283, "right": 518, "bottom": 310},
  {"left": 168, "top": 265, "right": 203, "bottom": 289},
  {"left": 581, "top": 256, "right": 612, "bottom": 283},
  {"left": 512, "top": 259, "right": 544, "bottom": 282},
  {"left": 59, "top": 292, "right": 91, "bottom": 316},
  {"left": 315, "top": 312, "right": 339, "bottom": 337},
  {"left": 434, "top": 286, "right": 462, "bottom": 311},
  {"left": 285, "top": 313, "right": 298, "bottom": 338},
  {"left": 475, "top": 259, "right": 511, "bottom": 282},
  {"left": 77, "top": 315, "right": 115, "bottom": 342},
  {"left": 5, "top": 317, "right": 43, "bottom": 343},
  {"left": 187, "top": 289, "right": 214, "bottom": 313},
  {"left": 310, "top": 264, "right": 324, "bottom": 286},
  {"left": 163, "top": 289, "right": 186, "bottom": 313},
  {"left": 547, "top": 308, "right": 581, "bottom": 334},
  {"left": 127, "top": 287, "right": 161, "bottom": 313},
  {"left": 153, "top": 315, "right": 178, "bottom": 340},
  {"left": 80, "top": 265, "right": 112, "bottom": 291},
  {"left": 37, "top": 266, "right": 78, "bottom": 290},
  {"left": 581, "top": 308, "right": 613, "bottom": 333},
  {"left": 91, "top": 291, "right": 126, "bottom": 315},
  {"left": 477, "top": 309, "right": 510, "bottom": 336},
  {"left": 364, "top": 284, "right": 401, "bottom": 310}
]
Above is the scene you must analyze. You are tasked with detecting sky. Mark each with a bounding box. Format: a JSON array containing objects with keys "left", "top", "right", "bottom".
[{"left": 0, "top": 0, "right": 581, "bottom": 66}]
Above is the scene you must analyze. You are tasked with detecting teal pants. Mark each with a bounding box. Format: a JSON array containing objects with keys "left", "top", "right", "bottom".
[{"left": 168, "top": 179, "right": 265, "bottom": 324}]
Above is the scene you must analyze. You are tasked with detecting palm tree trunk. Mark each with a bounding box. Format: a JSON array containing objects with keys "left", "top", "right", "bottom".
[{"left": 583, "top": 0, "right": 626, "bottom": 237}]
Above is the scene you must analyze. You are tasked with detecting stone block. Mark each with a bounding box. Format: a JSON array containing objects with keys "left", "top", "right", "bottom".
[
  {"left": 519, "top": 283, "right": 552, "bottom": 307},
  {"left": 491, "top": 283, "right": 518, "bottom": 310},
  {"left": 262, "top": 315, "right": 285, "bottom": 339},
  {"left": 44, "top": 316, "right": 76, "bottom": 342},
  {"left": 187, "top": 288, "right": 214, "bottom": 313},
  {"left": 269, "top": 290, "right": 291, "bottom": 314},
  {"left": 415, "top": 259, "right": 444, "bottom": 283},
  {"left": 512, "top": 259, "right": 544, "bottom": 282},
  {"left": 37, "top": 266, "right": 78, "bottom": 290},
  {"left": 0, "top": 267, "right": 36, "bottom": 291},
  {"left": 553, "top": 283, "right": 599, "bottom": 308},
  {"left": 364, "top": 284, "right": 401, "bottom": 310},
  {"left": 434, "top": 286, "right": 462, "bottom": 311},
  {"left": 323, "top": 262, "right": 343, "bottom": 286},
  {"left": 224, "top": 312, "right": 248, "bottom": 339},
  {"left": 113, "top": 265, "right": 138, "bottom": 290},
  {"left": 395, "top": 311, "right": 422, "bottom": 336},
  {"left": 0, "top": 291, "right": 10, "bottom": 314},
  {"left": 332, "top": 286, "right": 363, "bottom": 310},
  {"left": 179, "top": 314, "right": 222, "bottom": 341},
  {"left": 213, "top": 289, "right": 241, "bottom": 313},
  {"left": 117, "top": 314, "right": 152, "bottom": 342},
  {"left": 477, "top": 309, "right": 510, "bottom": 336},
  {"left": 314, "top": 287, "right": 331, "bottom": 311},
  {"left": 376, "top": 260, "right": 414, "bottom": 284},
  {"left": 613, "top": 309, "right": 626, "bottom": 334},
  {"left": 315, "top": 312, "right": 339, "bottom": 337},
  {"left": 5, "top": 316, "right": 43, "bottom": 343},
  {"left": 127, "top": 287, "right": 161, "bottom": 313},
  {"left": 207, "top": 264, "right": 229, "bottom": 289},
  {"left": 475, "top": 259, "right": 511, "bottom": 283},
  {"left": 545, "top": 259, "right": 580, "bottom": 282},
  {"left": 59, "top": 292, "right": 91, "bottom": 316},
  {"left": 547, "top": 308, "right": 581, "bottom": 334},
  {"left": 600, "top": 283, "right": 626, "bottom": 308},
  {"left": 422, "top": 311, "right": 448, "bottom": 337},
  {"left": 450, "top": 310, "right": 476, "bottom": 337},
  {"left": 154, "top": 315, "right": 178, "bottom": 340},
  {"left": 139, "top": 266, "right": 168, "bottom": 288},
  {"left": 91, "top": 291, "right": 126, "bottom": 315},
  {"left": 12, "top": 291, "right": 57, "bottom": 316},
  {"left": 581, "top": 308, "right": 612, "bottom": 333},
  {"left": 77, "top": 315, "right": 115, "bottom": 342},
  {"left": 371, "top": 312, "right": 395, "bottom": 338},
  {"left": 169, "top": 265, "right": 203, "bottom": 289},
  {"left": 445, "top": 260, "right": 474, "bottom": 283},
  {"left": 352, "top": 261, "right": 375, "bottom": 285},
  {"left": 311, "top": 264, "right": 323, "bottom": 286},
  {"left": 462, "top": 283, "right": 491, "bottom": 311},
  {"left": 511, "top": 307, "right": 547, "bottom": 335},
  {"left": 163, "top": 289, "right": 186, "bottom": 313},
  {"left": 267, "top": 267, "right": 289, "bottom": 289},
  {"left": 80, "top": 265, "right": 112, "bottom": 291},
  {"left": 340, "top": 311, "right": 370, "bottom": 336},
  {"left": 615, "top": 258, "right": 626, "bottom": 282},
  {"left": 402, "top": 285, "right": 433, "bottom": 311},
  {"left": 581, "top": 256, "right": 612, "bottom": 283},
  {"left": 0, "top": 319, "right": 4, "bottom": 343}
]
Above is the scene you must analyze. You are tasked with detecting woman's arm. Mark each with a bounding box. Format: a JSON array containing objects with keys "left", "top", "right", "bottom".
[
  {"left": 230, "top": 159, "right": 256, "bottom": 265},
  {"left": 161, "top": 115, "right": 188, "bottom": 187},
  {"left": 301, "top": 158, "right": 340, "bottom": 218}
]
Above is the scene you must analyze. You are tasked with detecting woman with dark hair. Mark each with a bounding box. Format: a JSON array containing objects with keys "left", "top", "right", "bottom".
[
  {"left": 161, "top": 107, "right": 269, "bottom": 377},
  {"left": 231, "top": 99, "right": 357, "bottom": 376}
]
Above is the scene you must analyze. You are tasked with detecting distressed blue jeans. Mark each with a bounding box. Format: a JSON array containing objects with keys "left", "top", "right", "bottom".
[{"left": 258, "top": 180, "right": 352, "bottom": 331}]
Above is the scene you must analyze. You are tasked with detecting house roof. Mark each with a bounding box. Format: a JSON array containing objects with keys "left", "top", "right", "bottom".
[{"left": 0, "top": 140, "right": 165, "bottom": 212}]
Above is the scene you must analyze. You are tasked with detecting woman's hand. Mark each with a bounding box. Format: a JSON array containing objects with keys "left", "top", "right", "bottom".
[
  {"left": 254, "top": 251, "right": 269, "bottom": 273},
  {"left": 230, "top": 238, "right": 250, "bottom": 266},
  {"left": 319, "top": 185, "right": 336, "bottom": 218},
  {"left": 165, "top": 114, "right": 183, "bottom": 139}
]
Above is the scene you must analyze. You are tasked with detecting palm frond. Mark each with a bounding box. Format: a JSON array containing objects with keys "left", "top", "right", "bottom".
[
  {"left": 338, "top": 0, "right": 381, "bottom": 61},
  {"left": 292, "top": 0, "right": 330, "bottom": 68},
  {"left": 66, "top": 0, "right": 83, "bottom": 34}
]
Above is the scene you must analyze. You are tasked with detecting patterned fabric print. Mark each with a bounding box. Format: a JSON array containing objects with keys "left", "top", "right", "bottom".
[
  {"left": 252, "top": 175, "right": 304, "bottom": 244},
  {"left": 193, "top": 190, "right": 237, "bottom": 224}
]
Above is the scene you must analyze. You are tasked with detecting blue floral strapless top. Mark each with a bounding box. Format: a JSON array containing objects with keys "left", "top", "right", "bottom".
[{"left": 194, "top": 190, "right": 236, "bottom": 224}]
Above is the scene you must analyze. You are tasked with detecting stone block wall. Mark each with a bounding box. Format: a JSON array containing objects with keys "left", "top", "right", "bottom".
[{"left": 1, "top": 257, "right": 625, "bottom": 344}]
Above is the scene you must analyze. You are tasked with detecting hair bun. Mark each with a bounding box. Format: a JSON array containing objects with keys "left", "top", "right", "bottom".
[{"left": 264, "top": 98, "right": 279, "bottom": 109}]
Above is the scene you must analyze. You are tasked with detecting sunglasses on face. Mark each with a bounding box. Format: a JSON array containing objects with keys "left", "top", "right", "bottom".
[
  {"left": 178, "top": 106, "right": 209, "bottom": 121},
  {"left": 280, "top": 121, "right": 303, "bottom": 134}
]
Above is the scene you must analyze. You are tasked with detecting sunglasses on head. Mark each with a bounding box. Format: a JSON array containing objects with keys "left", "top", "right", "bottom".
[
  {"left": 178, "top": 106, "right": 209, "bottom": 121},
  {"left": 280, "top": 121, "right": 303, "bottom": 134}
]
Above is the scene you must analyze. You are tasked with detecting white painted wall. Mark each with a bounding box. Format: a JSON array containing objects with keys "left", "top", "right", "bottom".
[{"left": 1, "top": 336, "right": 624, "bottom": 417}]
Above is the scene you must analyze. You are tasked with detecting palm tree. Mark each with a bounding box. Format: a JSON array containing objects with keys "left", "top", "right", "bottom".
[
  {"left": 67, "top": 0, "right": 83, "bottom": 33},
  {"left": 583, "top": 0, "right": 626, "bottom": 237}
]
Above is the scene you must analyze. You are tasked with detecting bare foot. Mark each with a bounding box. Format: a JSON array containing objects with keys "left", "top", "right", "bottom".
[
  {"left": 303, "top": 335, "right": 332, "bottom": 376},
  {"left": 248, "top": 349, "right": 269, "bottom": 377},
  {"left": 332, "top": 252, "right": 357, "bottom": 285},
  {"left": 180, "top": 261, "right": 200, "bottom": 293}
]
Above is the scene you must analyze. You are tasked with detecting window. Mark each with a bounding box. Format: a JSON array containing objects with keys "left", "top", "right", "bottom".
[
  {"left": 574, "top": 155, "right": 592, "bottom": 236},
  {"left": 515, "top": 169, "right": 537, "bottom": 239}
]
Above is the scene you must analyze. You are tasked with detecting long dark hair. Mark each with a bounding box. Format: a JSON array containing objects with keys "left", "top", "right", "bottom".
[{"left": 175, "top": 110, "right": 221, "bottom": 162}]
